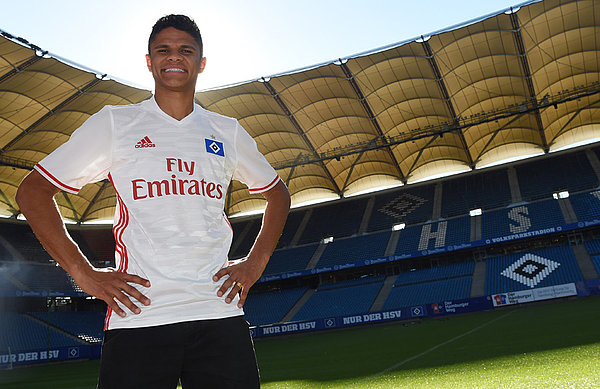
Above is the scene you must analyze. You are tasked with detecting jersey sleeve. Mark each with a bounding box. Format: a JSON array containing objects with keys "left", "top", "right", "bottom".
[
  {"left": 232, "top": 122, "right": 280, "bottom": 194},
  {"left": 34, "top": 107, "right": 113, "bottom": 194}
]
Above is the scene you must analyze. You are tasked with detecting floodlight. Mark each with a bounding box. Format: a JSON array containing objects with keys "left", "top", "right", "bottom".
[
  {"left": 469, "top": 208, "right": 482, "bottom": 217},
  {"left": 392, "top": 223, "right": 406, "bottom": 231}
]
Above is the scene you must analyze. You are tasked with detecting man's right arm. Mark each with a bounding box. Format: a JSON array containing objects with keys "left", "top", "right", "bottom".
[{"left": 16, "top": 170, "right": 150, "bottom": 317}]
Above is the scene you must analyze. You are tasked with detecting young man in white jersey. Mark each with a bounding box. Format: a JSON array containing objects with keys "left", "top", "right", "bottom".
[{"left": 16, "top": 14, "right": 290, "bottom": 388}]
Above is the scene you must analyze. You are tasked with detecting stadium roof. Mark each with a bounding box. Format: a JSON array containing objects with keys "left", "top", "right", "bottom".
[{"left": 0, "top": 0, "right": 599, "bottom": 222}]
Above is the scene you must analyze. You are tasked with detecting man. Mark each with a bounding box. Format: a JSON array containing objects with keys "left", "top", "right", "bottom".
[{"left": 16, "top": 14, "right": 290, "bottom": 388}]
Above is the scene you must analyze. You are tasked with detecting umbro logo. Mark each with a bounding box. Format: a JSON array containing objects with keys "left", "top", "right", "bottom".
[{"left": 135, "top": 136, "right": 156, "bottom": 148}]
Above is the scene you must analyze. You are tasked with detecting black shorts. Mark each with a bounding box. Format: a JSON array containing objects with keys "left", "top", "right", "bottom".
[{"left": 97, "top": 315, "right": 260, "bottom": 389}]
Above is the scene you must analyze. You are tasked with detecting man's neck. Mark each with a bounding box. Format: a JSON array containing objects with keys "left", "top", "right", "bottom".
[{"left": 154, "top": 90, "right": 195, "bottom": 121}]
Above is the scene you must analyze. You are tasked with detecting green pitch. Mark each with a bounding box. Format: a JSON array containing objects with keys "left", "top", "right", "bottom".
[{"left": 2, "top": 297, "right": 599, "bottom": 388}]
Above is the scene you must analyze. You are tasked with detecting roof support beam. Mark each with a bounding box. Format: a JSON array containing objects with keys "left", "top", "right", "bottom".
[
  {"left": 0, "top": 155, "right": 34, "bottom": 170},
  {"left": 261, "top": 78, "right": 342, "bottom": 196},
  {"left": 0, "top": 54, "right": 42, "bottom": 85},
  {"left": 474, "top": 113, "right": 527, "bottom": 163},
  {"left": 1, "top": 77, "right": 104, "bottom": 154},
  {"left": 61, "top": 192, "right": 80, "bottom": 223},
  {"left": 0, "top": 187, "right": 18, "bottom": 215},
  {"left": 271, "top": 85, "right": 599, "bottom": 170},
  {"left": 406, "top": 135, "right": 440, "bottom": 177},
  {"left": 339, "top": 62, "right": 406, "bottom": 183},
  {"left": 550, "top": 97, "right": 600, "bottom": 145},
  {"left": 421, "top": 39, "right": 475, "bottom": 169},
  {"left": 510, "top": 11, "right": 549, "bottom": 152},
  {"left": 80, "top": 180, "right": 109, "bottom": 222},
  {"left": 341, "top": 150, "right": 366, "bottom": 193}
]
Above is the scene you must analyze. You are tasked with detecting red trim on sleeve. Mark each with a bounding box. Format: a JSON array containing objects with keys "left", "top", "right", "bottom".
[
  {"left": 34, "top": 163, "right": 80, "bottom": 194},
  {"left": 248, "top": 176, "right": 280, "bottom": 194}
]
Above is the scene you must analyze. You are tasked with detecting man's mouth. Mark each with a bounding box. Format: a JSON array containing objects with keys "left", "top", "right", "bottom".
[{"left": 163, "top": 68, "right": 186, "bottom": 73}]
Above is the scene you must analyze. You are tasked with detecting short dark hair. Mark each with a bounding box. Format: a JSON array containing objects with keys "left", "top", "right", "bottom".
[{"left": 148, "top": 14, "right": 203, "bottom": 58}]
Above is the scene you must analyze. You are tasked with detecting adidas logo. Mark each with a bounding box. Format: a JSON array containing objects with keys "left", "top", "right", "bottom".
[{"left": 135, "top": 136, "right": 156, "bottom": 148}]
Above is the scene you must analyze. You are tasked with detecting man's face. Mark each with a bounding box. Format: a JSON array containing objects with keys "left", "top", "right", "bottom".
[{"left": 146, "top": 27, "right": 206, "bottom": 93}]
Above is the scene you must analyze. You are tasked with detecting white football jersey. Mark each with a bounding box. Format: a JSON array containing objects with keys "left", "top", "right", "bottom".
[{"left": 35, "top": 97, "right": 280, "bottom": 330}]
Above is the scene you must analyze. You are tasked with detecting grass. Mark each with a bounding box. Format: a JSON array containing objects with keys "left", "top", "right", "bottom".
[{"left": 2, "top": 297, "right": 600, "bottom": 388}]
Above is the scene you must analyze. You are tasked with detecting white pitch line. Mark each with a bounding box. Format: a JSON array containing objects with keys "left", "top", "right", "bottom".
[{"left": 353, "top": 310, "right": 515, "bottom": 386}]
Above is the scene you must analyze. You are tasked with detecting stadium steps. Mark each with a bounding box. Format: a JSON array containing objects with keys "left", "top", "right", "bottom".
[
  {"left": 369, "top": 275, "right": 398, "bottom": 312},
  {"left": 229, "top": 219, "right": 255, "bottom": 255},
  {"left": 305, "top": 243, "right": 326, "bottom": 270},
  {"left": 585, "top": 148, "right": 600, "bottom": 181},
  {"left": 290, "top": 209, "right": 312, "bottom": 247},
  {"left": 0, "top": 234, "right": 26, "bottom": 261},
  {"left": 572, "top": 245, "right": 600, "bottom": 280},
  {"left": 280, "top": 288, "right": 316, "bottom": 323},
  {"left": 470, "top": 261, "right": 486, "bottom": 298},
  {"left": 384, "top": 230, "right": 401, "bottom": 256},
  {"left": 24, "top": 313, "right": 89, "bottom": 345},
  {"left": 432, "top": 183, "right": 442, "bottom": 219},
  {"left": 358, "top": 197, "right": 375, "bottom": 234},
  {"left": 507, "top": 166, "right": 522, "bottom": 203},
  {"left": 557, "top": 198, "right": 578, "bottom": 224},
  {"left": 470, "top": 215, "right": 481, "bottom": 241}
]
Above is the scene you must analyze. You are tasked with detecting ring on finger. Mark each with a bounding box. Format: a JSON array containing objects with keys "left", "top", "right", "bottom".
[{"left": 235, "top": 281, "right": 243, "bottom": 289}]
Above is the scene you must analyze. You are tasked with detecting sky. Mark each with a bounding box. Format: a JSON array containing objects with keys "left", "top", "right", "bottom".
[{"left": 0, "top": 0, "right": 532, "bottom": 91}]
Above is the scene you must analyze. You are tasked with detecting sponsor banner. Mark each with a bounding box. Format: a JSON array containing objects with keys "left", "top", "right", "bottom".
[
  {"left": 430, "top": 296, "right": 493, "bottom": 316},
  {"left": 11, "top": 290, "right": 89, "bottom": 298},
  {"left": 491, "top": 283, "right": 577, "bottom": 307},
  {"left": 254, "top": 308, "right": 407, "bottom": 338},
  {"left": 0, "top": 345, "right": 99, "bottom": 367}
]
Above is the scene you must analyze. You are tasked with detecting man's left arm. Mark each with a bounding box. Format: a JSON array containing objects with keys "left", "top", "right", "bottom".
[{"left": 213, "top": 180, "right": 290, "bottom": 307}]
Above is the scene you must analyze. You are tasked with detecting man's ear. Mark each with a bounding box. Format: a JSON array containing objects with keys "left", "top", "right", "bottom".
[
  {"left": 198, "top": 57, "right": 207, "bottom": 74},
  {"left": 146, "top": 54, "right": 152, "bottom": 71}
]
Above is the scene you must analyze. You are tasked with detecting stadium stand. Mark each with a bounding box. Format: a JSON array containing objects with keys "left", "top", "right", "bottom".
[
  {"left": 276, "top": 209, "right": 308, "bottom": 248},
  {"left": 585, "top": 239, "right": 600, "bottom": 275},
  {"left": 229, "top": 218, "right": 262, "bottom": 259},
  {"left": 515, "top": 152, "right": 599, "bottom": 201},
  {"left": 28, "top": 312, "right": 104, "bottom": 344},
  {"left": 570, "top": 190, "right": 600, "bottom": 222},
  {"left": 78, "top": 228, "right": 115, "bottom": 265},
  {"left": 0, "top": 223, "right": 52, "bottom": 263},
  {"left": 9, "top": 262, "right": 83, "bottom": 295},
  {"left": 367, "top": 184, "right": 435, "bottom": 232},
  {"left": 484, "top": 245, "right": 584, "bottom": 296},
  {"left": 393, "top": 262, "right": 474, "bottom": 286},
  {"left": 297, "top": 198, "right": 368, "bottom": 244},
  {"left": 315, "top": 230, "right": 391, "bottom": 267},
  {"left": 382, "top": 276, "right": 472, "bottom": 310},
  {"left": 262, "top": 244, "right": 318, "bottom": 276},
  {"left": 441, "top": 169, "right": 511, "bottom": 217},
  {"left": 0, "top": 270, "right": 18, "bottom": 296},
  {"left": 291, "top": 276, "right": 385, "bottom": 322},
  {"left": 481, "top": 199, "right": 566, "bottom": 240},
  {"left": 244, "top": 287, "right": 308, "bottom": 326},
  {"left": 0, "top": 313, "right": 84, "bottom": 353}
]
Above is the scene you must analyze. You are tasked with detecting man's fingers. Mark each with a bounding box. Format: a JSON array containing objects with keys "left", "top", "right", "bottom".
[
  {"left": 121, "top": 283, "right": 151, "bottom": 306},
  {"left": 113, "top": 290, "right": 141, "bottom": 315},
  {"left": 237, "top": 289, "right": 248, "bottom": 308},
  {"left": 213, "top": 267, "right": 229, "bottom": 282},
  {"left": 225, "top": 282, "right": 242, "bottom": 304},
  {"left": 217, "top": 276, "right": 234, "bottom": 298},
  {"left": 122, "top": 273, "right": 151, "bottom": 288}
]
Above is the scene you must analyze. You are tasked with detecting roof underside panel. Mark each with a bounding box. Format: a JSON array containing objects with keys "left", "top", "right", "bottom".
[{"left": 1, "top": 0, "right": 599, "bottom": 221}]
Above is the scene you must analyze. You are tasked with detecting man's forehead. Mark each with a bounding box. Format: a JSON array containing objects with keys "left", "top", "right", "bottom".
[{"left": 150, "top": 27, "right": 199, "bottom": 48}]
